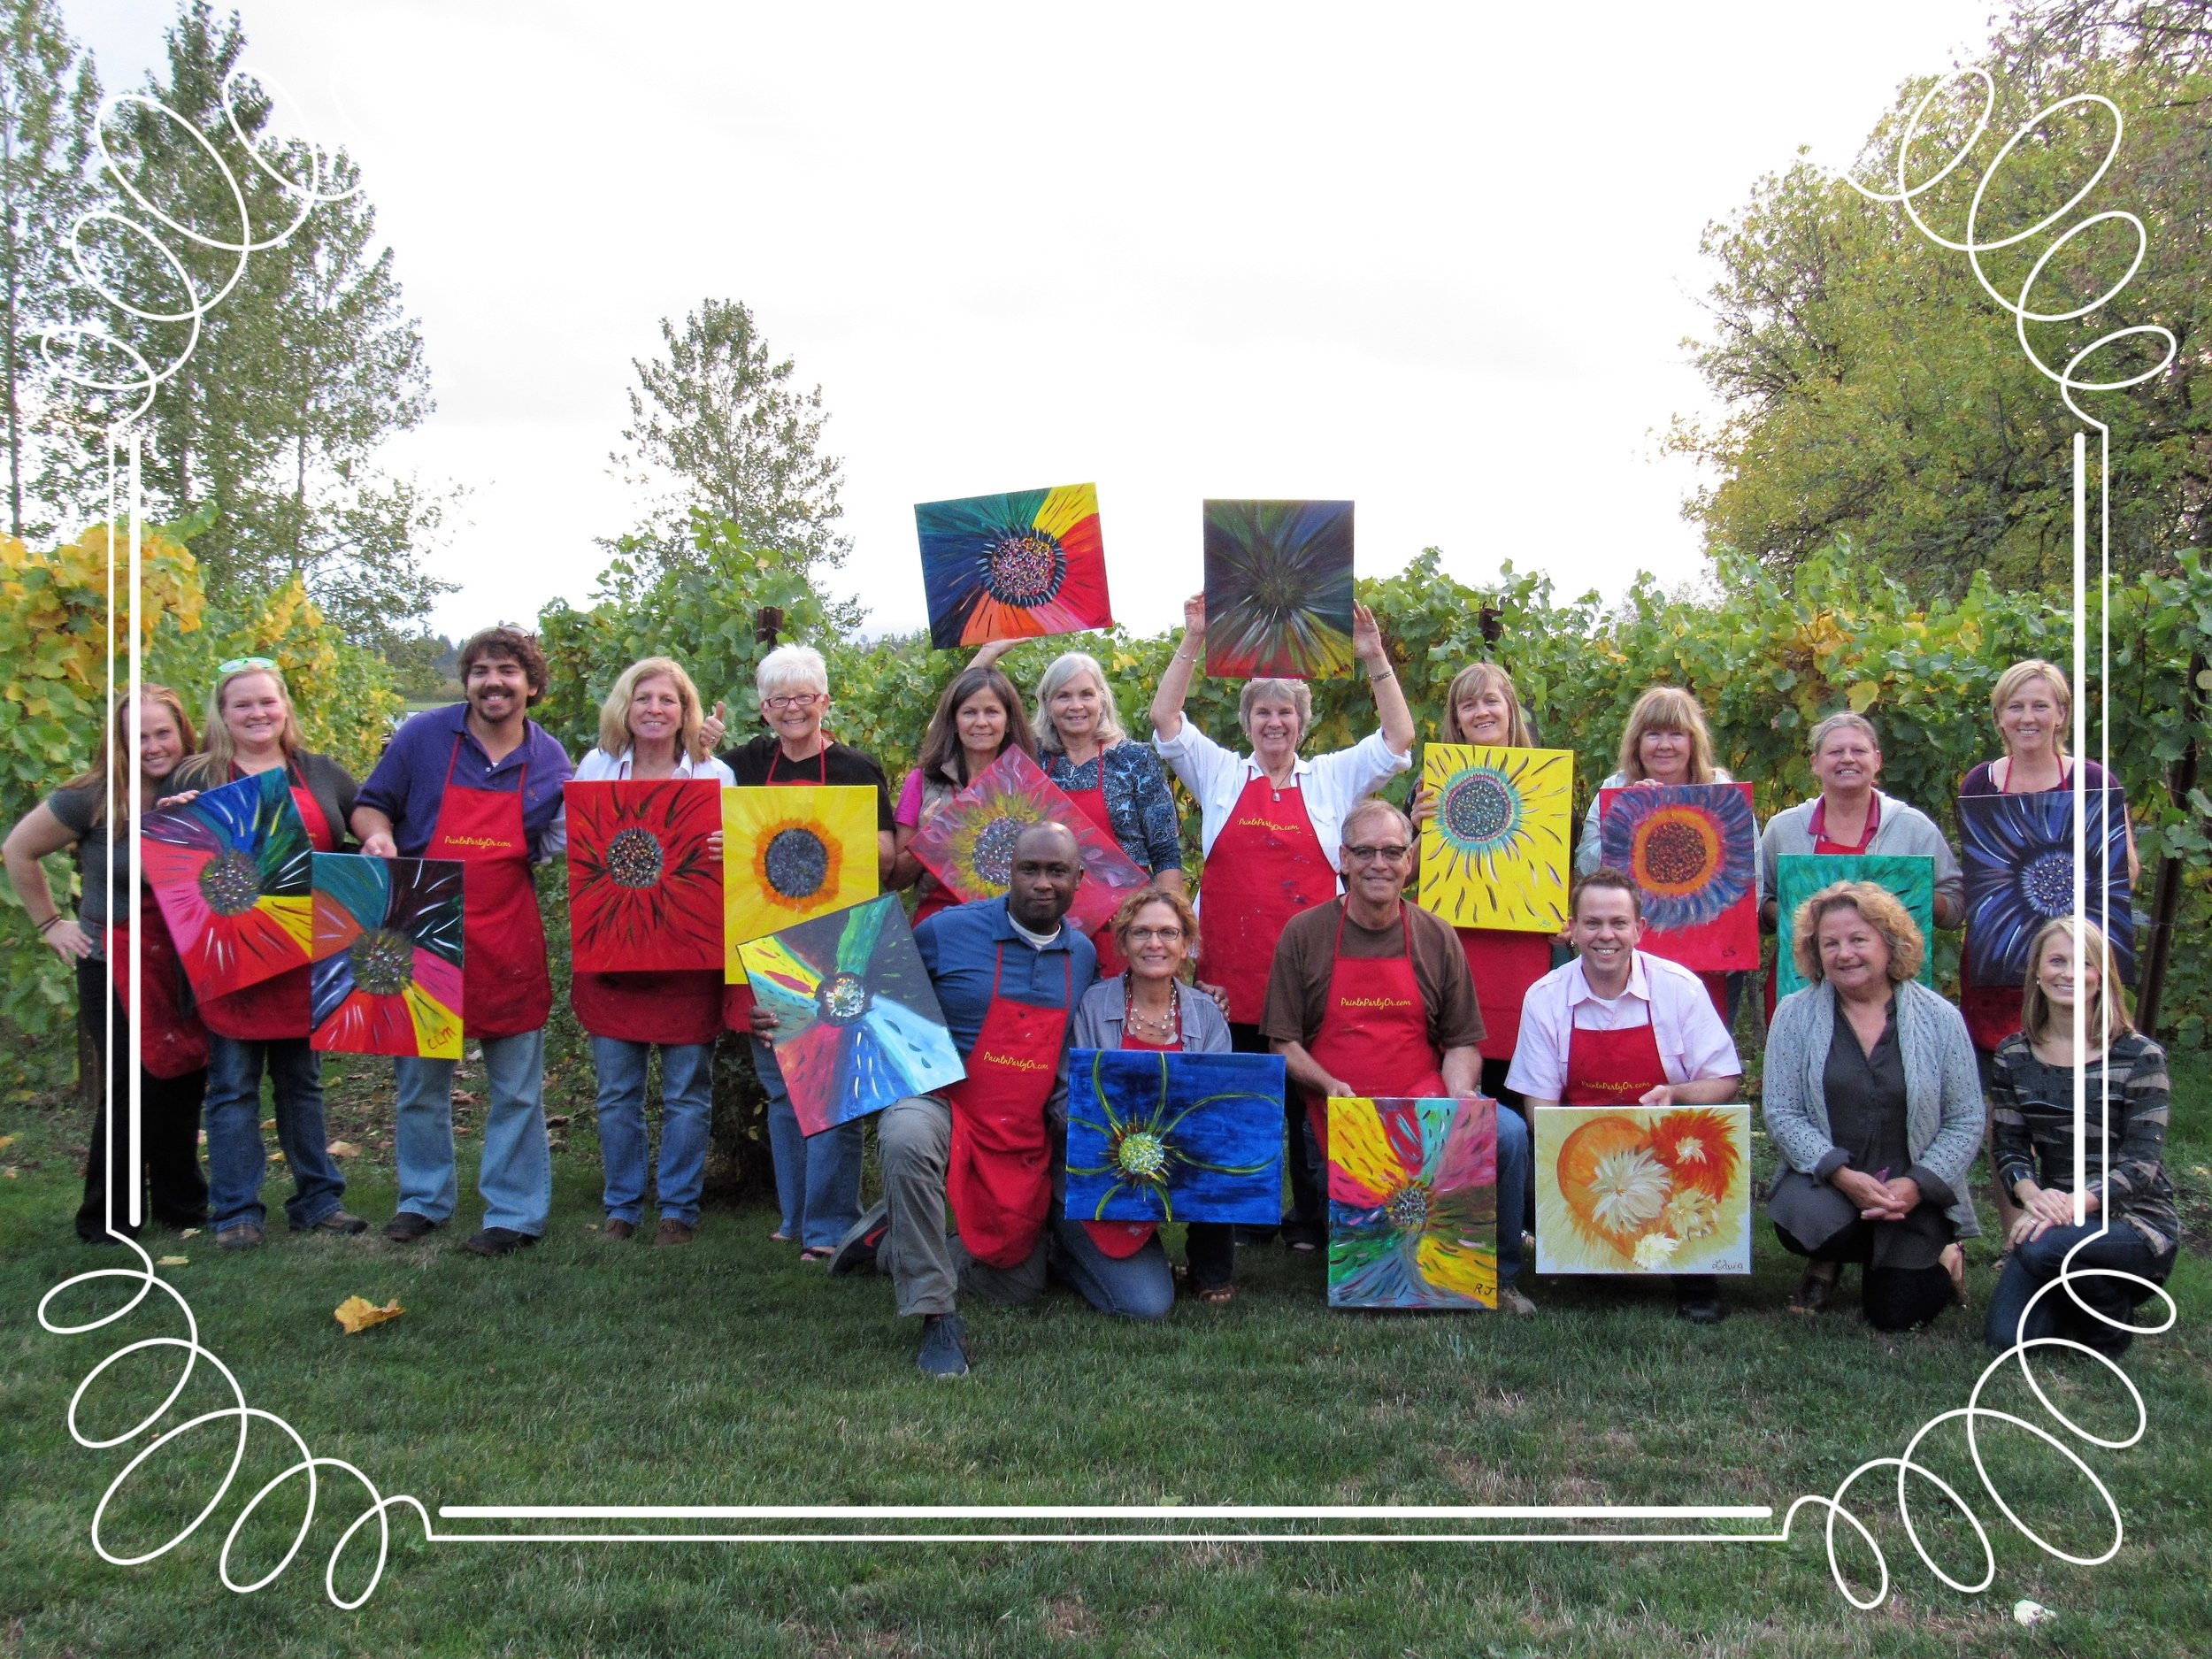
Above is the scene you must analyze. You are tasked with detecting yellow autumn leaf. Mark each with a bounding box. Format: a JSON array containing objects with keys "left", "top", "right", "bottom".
[
  {"left": 157, "top": 1255, "right": 189, "bottom": 1266},
  {"left": 0, "top": 1133, "right": 14, "bottom": 1152},
  {"left": 1846, "top": 680, "right": 1880, "bottom": 712},
  {"left": 334, "top": 1295, "right": 405, "bottom": 1334},
  {"left": 326, "top": 1141, "right": 361, "bottom": 1159}
]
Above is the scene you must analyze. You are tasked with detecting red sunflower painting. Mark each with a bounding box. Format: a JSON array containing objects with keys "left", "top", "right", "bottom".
[{"left": 565, "top": 780, "right": 724, "bottom": 973}]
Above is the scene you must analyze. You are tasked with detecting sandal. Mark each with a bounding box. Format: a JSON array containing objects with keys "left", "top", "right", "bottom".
[
  {"left": 1786, "top": 1263, "right": 1839, "bottom": 1316},
  {"left": 768, "top": 1230, "right": 795, "bottom": 1244},
  {"left": 1194, "top": 1283, "right": 1235, "bottom": 1306},
  {"left": 799, "top": 1246, "right": 834, "bottom": 1263}
]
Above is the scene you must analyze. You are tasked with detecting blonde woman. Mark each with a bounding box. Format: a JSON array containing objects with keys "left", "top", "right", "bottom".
[
  {"left": 1985, "top": 918, "right": 2174, "bottom": 1357},
  {"left": 1763, "top": 883, "right": 1980, "bottom": 1327},
  {"left": 168, "top": 660, "right": 366, "bottom": 1249},
  {"left": 571, "top": 657, "right": 734, "bottom": 1245}
]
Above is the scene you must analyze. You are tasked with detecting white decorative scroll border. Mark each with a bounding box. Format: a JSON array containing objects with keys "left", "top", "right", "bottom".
[{"left": 30, "top": 65, "right": 2177, "bottom": 1615}]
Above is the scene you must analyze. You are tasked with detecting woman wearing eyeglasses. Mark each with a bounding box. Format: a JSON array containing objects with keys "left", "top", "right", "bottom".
[
  {"left": 1069, "top": 887, "right": 1237, "bottom": 1302},
  {"left": 718, "top": 644, "right": 898, "bottom": 1260},
  {"left": 165, "top": 657, "right": 368, "bottom": 1250}
]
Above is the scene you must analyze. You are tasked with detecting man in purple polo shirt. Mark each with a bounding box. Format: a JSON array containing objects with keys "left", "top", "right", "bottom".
[{"left": 351, "top": 626, "right": 573, "bottom": 1257}]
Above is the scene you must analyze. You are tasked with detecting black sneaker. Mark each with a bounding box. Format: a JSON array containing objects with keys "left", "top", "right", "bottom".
[
  {"left": 459, "top": 1226, "right": 538, "bottom": 1258},
  {"left": 915, "top": 1313, "right": 971, "bottom": 1378},
  {"left": 829, "top": 1199, "right": 890, "bottom": 1277},
  {"left": 382, "top": 1211, "right": 440, "bottom": 1242},
  {"left": 1674, "top": 1276, "right": 1726, "bottom": 1324}
]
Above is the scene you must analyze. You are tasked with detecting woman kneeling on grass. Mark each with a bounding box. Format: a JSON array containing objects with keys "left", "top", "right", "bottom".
[
  {"left": 1985, "top": 917, "right": 2177, "bottom": 1359},
  {"left": 1068, "top": 887, "right": 1237, "bottom": 1302},
  {"left": 1763, "top": 882, "right": 1979, "bottom": 1329}
]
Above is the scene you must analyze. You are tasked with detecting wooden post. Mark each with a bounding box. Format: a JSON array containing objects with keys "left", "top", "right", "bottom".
[
  {"left": 2135, "top": 649, "right": 2206, "bottom": 1035},
  {"left": 753, "top": 607, "right": 784, "bottom": 649}
]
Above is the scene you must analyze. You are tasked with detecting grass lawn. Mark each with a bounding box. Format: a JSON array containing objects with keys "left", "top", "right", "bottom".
[{"left": 3, "top": 1048, "right": 2207, "bottom": 1658}]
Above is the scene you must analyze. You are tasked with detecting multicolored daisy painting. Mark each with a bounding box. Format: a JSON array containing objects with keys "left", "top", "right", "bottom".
[
  {"left": 141, "top": 767, "right": 313, "bottom": 998},
  {"left": 308, "top": 852, "right": 465, "bottom": 1059},
  {"left": 1959, "top": 788, "right": 2134, "bottom": 987},
  {"left": 1326, "top": 1094, "right": 1499, "bottom": 1310},
  {"left": 916, "top": 483, "right": 1113, "bottom": 649},
  {"left": 1201, "top": 499, "right": 1356, "bottom": 679},
  {"left": 1064, "top": 1049, "right": 1284, "bottom": 1225},
  {"left": 905, "top": 748, "right": 1147, "bottom": 933},
  {"left": 1596, "top": 782, "right": 1759, "bottom": 971},
  {"left": 565, "top": 780, "right": 723, "bottom": 973},
  {"left": 1417, "top": 744, "right": 1573, "bottom": 932},
  {"left": 1533, "top": 1105, "right": 1751, "bottom": 1274}
]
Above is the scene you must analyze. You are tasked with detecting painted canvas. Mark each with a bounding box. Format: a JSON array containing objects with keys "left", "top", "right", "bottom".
[
  {"left": 141, "top": 767, "right": 313, "bottom": 998},
  {"left": 1418, "top": 744, "right": 1575, "bottom": 932},
  {"left": 1326, "top": 1095, "right": 1499, "bottom": 1310},
  {"left": 905, "top": 747, "right": 1148, "bottom": 933},
  {"left": 1959, "top": 788, "right": 2135, "bottom": 987},
  {"left": 308, "top": 852, "right": 465, "bottom": 1059},
  {"left": 1773, "top": 853, "right": 1936, "bottom": 998},
  {"left": 565, "top": 780, "right": 724, "bottom": 973},
  {"left": 1202, "top": 499, "right": 1356, "bottom": 679},
  {"left": 916, "top": 482, "right": 1113, "bottom": 649},
  {"left": 737, "top": 895, "right": 964, "bottom": 1135},
  {"left": 722, "top": 785, "right": 880, "bottom": 985},
  {"left": 1533, "top": 1104, "right": 1752, "bottom": 1274},
  {"left": 1596, "top": 782, "right": 1760, "bottom": 972},
  {"left": 1064, "top": 1049, "right": 1284, "bottom": 1225}
]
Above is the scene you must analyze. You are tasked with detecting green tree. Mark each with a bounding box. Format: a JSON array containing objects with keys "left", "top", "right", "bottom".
[
  {"left": 40, "top": 2, "right": 451, "bottom": 645},
  {"left": 1671, "top": 0, "right": 2210, "bottom": 595},
  {"left": 0, "top": 0, "right": 97, "bottom": 540},
  {"left": 608, "top": 296, "right": 860, "bottom": 630}
]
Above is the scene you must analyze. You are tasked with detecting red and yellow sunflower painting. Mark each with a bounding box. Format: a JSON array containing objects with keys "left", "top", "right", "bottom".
[
  {"left": 565, "top": 780, "right": 724, "bottom": 974},
  {"left": 1533, "top": 1104, "right": 1751, "bottom": 1274}
]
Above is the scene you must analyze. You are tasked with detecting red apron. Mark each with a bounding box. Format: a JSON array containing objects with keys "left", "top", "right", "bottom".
[
  {"left": 724, "top": 745, "right": 833, "bottom": 1030},
  {"left": 1062, "top": 770, "right": 1130, "bottom": 977},
  {"left": 1455, "top": 929, "right": 1551, "bottom": 1061},
  {"left": 945, "top": 945, "right": 1069, "bottom": 1270},
  {"left": 427, "top": 737, "right": 550, "bottom": 1040},
  {"left": 1302, "top": 909, "right": 1448, "bottom": 1154},
  {"left": 108, "top": 910, "right": 210, "bottom": 1079},
  {"left": 1081, "top": 1026, "right": 1176, "bottom": 1258},
  {"left": 1197, "top": 773, "right": 1334, "bottom": 1025},
  {"left": 199, "top": 761, "right": 335, "bottom": 1041},
  {"left": 1561, "top": 1017, "right": 1669, "bottom": 1106}
]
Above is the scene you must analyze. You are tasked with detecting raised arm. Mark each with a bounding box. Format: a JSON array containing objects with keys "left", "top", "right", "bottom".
[
  {"left": 1149, "top": 593, "right": 1205, "bottom": 741},
  {"left": 1351, "top": 602, "right": 1414, "bottom": 757}
]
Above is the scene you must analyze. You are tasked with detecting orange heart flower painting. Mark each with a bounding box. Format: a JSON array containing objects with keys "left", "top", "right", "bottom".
[{"left": 1533, "top": 1104, "right": 1751, "bottom": 1274}]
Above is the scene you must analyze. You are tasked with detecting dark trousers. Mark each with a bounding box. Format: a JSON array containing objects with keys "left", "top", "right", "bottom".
[
  {"left": 1776, "top": 1217, "right": 1953, "bottom": 1332},
  {"left": 1985, "top": 1222, "right": 2171, "bottom": 1357},
  {"left": 1230, "top": 1020, "right": 1324, "bottom": 1243},
  {"left": 74, "top": 961, "right": 207, "bottom": 1242},
  {"left": 1184, "top": 1222, "right": 1236, "bottom": 1290}
]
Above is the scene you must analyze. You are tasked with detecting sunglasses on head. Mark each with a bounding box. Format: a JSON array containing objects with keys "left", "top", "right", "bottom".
[{"left": 217, "top": 656, "right": 279, "bottom": 675}]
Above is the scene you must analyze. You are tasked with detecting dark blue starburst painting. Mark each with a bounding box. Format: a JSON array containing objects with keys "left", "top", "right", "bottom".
[
  {"left": 1960, "top": 788, "right": 2134, "bottom": 987},
  {"left": 1064, "top": 1049, "right": 1284, "bottom": 1225}
]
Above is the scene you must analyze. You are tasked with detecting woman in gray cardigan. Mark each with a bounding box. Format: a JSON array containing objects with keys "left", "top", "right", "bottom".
[
  {"left": 1763, "top": 881, "right": 1981, "bottom": 1328},
  {"left": 1069, "top": 887, "right": 1238, "bottom": 1302}
]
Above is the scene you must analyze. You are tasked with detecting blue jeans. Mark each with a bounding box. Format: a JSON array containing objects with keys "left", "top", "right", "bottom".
[
  {"left": 1494, "top": 1102, "right": 1532, "bottom": 1289},
  {"left": 752, "top": 1037, "right": 863, "bottom": 1248},
  {"left": 204, "top": 1034, "right": 346, "bottom": 1232},
  {"left": 1985, "top": 1221, "right": 2172, "bottom": 1356},
  {"left": 394, "top": 1029, "right": 550, "bottom": 1236},
  {"left": 591, "top": 1036, "right": 713, "bottom": 1226}
]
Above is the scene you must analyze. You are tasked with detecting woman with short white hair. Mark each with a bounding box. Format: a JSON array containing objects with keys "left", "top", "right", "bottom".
[
  {"left": 716, "top": 641, "right": 898, "bottom": 1259},
  {"left": 1033, "top": 649, "right": 1185, "bottom": 973},
  {"left": 570, "top": 656, "right": 735, "bottom": 1246},
  {"left": 1148, "top": 593, "right": 1415, "bottom": 1248}
]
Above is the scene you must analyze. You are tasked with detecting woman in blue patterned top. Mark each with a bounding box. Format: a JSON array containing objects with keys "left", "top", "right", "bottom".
[{"left": 1031, "top": 650, "right": 1186, "bottom": 973}]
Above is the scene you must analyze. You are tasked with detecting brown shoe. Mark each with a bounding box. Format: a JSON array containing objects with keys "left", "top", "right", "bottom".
[
  {"left": 1787, "top": 1262, "right": 1839, "bottom": 1315},
  {"left": 603, "top": 1218, "right": 636, "bottom": 1241},
  {"left": 653, "top": 1218, "right": 695, "bottom": 1248}
]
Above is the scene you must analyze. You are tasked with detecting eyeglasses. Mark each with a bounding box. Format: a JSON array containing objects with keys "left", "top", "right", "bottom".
[
  {"left": 1343, "top": 843, "right": 1410, "bottom": 863},
  {"left": 764, "top": 692, "right": 825, "bottom": 710},
  {"left": 1125, "top": 926, "right": 1186, "bottom": 944},
  {"left": 217, "top": 656, "right": 278, "bottom": 675}
]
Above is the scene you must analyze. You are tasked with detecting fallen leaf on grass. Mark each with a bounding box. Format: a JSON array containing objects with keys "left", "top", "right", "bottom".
[
  {"left": 0, "top": 1133, "right": 14, "bottom": 1151},
  {"left": 261, "top": 1118, "right": 277, "bottom": 1131},
  {"left": 544, "top": 1115, "right": 571, "bottom": 1129},
  {"left": 157, "top": 1255, "right": 188, "bottom": 1266},
  {"left": 181, "top": 1227, "right": 200, "bottom": 1238},
  {"left": 2, "top": 1167, "right": 17, "bottom": 1179},
  {"left": 326, "top": 1141, "right": 361, "bottom": 1159},
  {"left": 334, "top": 1295, "right": 405, "bottom": 1334},
  {"left": 449, "top": 1089, "right": 479, "bottom": 1107},
  {"left": 454, "top": 1125, "right": 472, "bottom": 1136},
  {"left": 2015, "top": 1601, "right": 2055, "bottom": 1627}
]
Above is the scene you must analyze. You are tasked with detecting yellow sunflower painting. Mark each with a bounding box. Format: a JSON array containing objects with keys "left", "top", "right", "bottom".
[
  {"left": 722, "top": 785, "right": 879, "bottom": 984},
  {"left": 1416, "top": 743, "right": 1573, "bottom": 933}
]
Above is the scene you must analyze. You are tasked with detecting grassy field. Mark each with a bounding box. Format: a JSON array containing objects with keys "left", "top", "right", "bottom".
[{"left": 2, "top": 1048, "right": 2207, "bottom": 1658}]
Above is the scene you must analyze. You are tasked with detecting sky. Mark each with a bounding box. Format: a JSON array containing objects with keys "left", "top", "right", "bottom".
[{"left": 62, "top": 0, "right": 1996, "bottom": 641}]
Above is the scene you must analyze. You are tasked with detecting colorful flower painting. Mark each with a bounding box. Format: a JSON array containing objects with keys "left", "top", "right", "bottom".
[
  {"left": 1202, "top": 499, "right": 1356, "bottom": 679},
  {"left": 1064, "top": 1049, "right": 1284, "bottom": 1225},
  {"left": 916, "top": 482, "right": 1114, "bottom": 650},
  {"left": 722, "top": 785, "right": 880, "bottom": 985},
  {"left": 1959, "top": 788, "right": 2135, "bottom": 986},
  {"left": 565, "top": 780, "right": 724, "bottom": 974},
  {"left": 1773, "top": 854, "right": 1936, "bottom": 999},
  {"left": 906, "top": 748, "right": 1148, "bottom": 933},
  {"left": 141, "top": 767, "right": 313, "bottom": 998},
  {"left": 1417, "top": 743, "right": 1574, "bottom": 932},
  {"left": 1533, "top": 1104, "right": 1751, "bottom": 1274},
  {"left": 1596, "top": 782, "right": 1759, "bottom": 971},
  {"left": 737, "top": 895, "right": 964, "bottom": 1135},
  {"left": 308, "top": 852, "right": 465, "bottom": 1059},
  {"left": 1326, "top": 1095, "right": 1498, "bottom": 1310}
]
